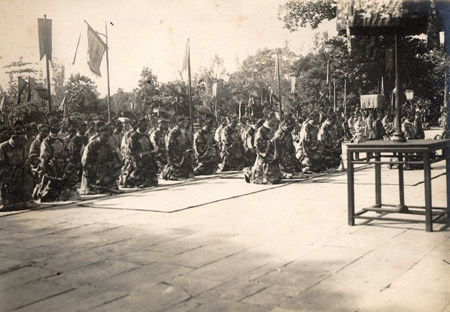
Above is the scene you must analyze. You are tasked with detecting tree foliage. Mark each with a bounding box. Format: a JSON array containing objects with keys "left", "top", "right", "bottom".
[
  {"left": 278, "top": 0, "right": 336, "bottom": 31},
  {"left": 66, "top": 74, "right": 100, "bottom": 118}
]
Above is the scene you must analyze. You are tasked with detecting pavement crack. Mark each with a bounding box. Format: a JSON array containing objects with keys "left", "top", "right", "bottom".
[
  {"left": 0, "top": 262, "right": 36, "bottom": 275},
  {"left": 239, "top": 285, "right": 271, "bottom": 302},
  {"left": 11, "top": 287, "right": 76, "bottom": 311},
  {"left": 380, "top": 236, "right": 450, "bottom": 292},
  {"left": 335, "top": 247, "right": 378, "bottom": 274}
]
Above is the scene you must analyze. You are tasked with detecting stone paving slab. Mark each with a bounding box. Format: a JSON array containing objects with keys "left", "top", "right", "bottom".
[
  {"left": 16, "top": 285, "right": 129, "bottom": 312},
  {"left": 0, "top": 161, "right": 448, "bottom": 311}
]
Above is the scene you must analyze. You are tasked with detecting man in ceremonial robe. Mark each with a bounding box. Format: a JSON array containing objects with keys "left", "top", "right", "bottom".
[
  {"left": 318, "top": 114, "right": 342, "bottom": 170},
  {"left": 162, "top": 116, "right": 194, "bottom": 180},
  {"left": 0, "top": 124, "right": 37, "bottom": 210},
  {"left": 28, "top": 124, "right": 49, "bottom": 197},
  {"left": 193, "top": 116, "right": 220, "bottom": 175},
  {"left": 274, "top": 118, "right": 301, "bottom": 177},
  {"left": 80, "top": 125, "right": 121, "bottom": 194},
  {"left": 218, "top": 117, "right": 245, "bottom": 172},
  {"left": 39, "top": 117, "right": 79, "bottom": 202},
  {"left": 127, "top": 118, "right": 159, "bottom": 187},
  {"left": 150, "top": 119, "right": 168, "bottom": 171},
  {"left": 247, "top": 113, "right": 281, "bottom": 184},
  {"left": 298, "top": 113, "right": 324, "bottom": 173}
]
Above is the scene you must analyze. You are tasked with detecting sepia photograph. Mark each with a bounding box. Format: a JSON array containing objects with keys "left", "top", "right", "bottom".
[{"left": 0, "top": 0, "right": 449, "bottom": 311}]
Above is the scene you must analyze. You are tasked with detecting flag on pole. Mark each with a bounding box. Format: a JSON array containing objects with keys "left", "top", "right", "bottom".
[
  {"left": 35, "top": 87, "right": 49, "bottom": 100},
  {"left": 326, "top": 59, "right": 330, "bottom": 84},
  {"left": 86, "top": 21, "right": 107, "bottom": 76},
  {"left": 0, "top": 96, "right": 5, "bottom": 113},
  {"left": 17, "top": 77, "right": 28, "bottom": 104},
  {"left": 38, "top": 18, "right": 52, "bottom": 61},
  {"left": 58, "top": 96, "right": 66, "bottom": 111},
  {"left": 28, "top": 77, "right": 36, "bottom": 102},
  {"left": 181, "top": 40, "right": 190, "bottom": 74},
  {"left": 212, "top": 82, "right": 217, "bottom": 98},
  {"left": 290, "top": 77, "right": 296, "bottom": 94}
]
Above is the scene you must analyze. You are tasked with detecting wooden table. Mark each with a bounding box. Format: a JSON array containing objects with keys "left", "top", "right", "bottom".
[{"left": 347, "top": 139, "right": 450, "bottom": 232}]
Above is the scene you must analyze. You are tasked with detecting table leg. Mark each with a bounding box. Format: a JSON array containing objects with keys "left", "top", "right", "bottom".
[
  {"left": 347, "top": 150, "right": 355, "bottom": 226},
  {"left": 446, "top": 148, "right": 450, "bottom": 224},
  {"left": 375, "top": 153, "right": 381, "bottom": 208},
  {"left": 397, "top": 152, "right": 408, "bottom": 212},
  {"left": 423, "top": 151, "right": 432, "bottom": 232}
]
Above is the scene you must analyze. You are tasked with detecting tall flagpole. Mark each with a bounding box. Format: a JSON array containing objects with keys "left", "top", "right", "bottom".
[
  {"left": 344, "top": 78, "right": 347, "bottom": 116},
  {"left": 187, "top": 39, "right": 193, "bottom": 133},
  {"left": 105, "top": 22, "right": 111, "bottom": 122},
  {"left": 277, "top": 51, "right": 282, "bottom": 119},
  {"left": 333, "top": 79, "right": 336, "bottom": 112},
  {"left": 44, "top": 15, "right": 52, "bottom": 112}
]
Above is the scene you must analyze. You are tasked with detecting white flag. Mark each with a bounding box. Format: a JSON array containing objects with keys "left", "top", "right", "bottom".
[
  {"left": 58, "top": 96, "right": 66, "bottom": 111},
  {"left": 181, "top": 40, "right": 190, "bottom": 74},
  {"left": 0, "top": 96, "right": 5, "bottom": 113},
  {"left": 86, "top": 22, "right": 106, "bottom": 76},
  {"left": 212, "top": 82, "right": 217, "bottom": 98},
  {"left": 290, "top": 77, "right": 296, "bottom": 94}
]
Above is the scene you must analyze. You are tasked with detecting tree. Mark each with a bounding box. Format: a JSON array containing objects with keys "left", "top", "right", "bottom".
[
  {"left": 227, "top": 46, "right": 298, "bottom": 117},
  {"left": 111, "top": 88, "right": 134, "bottom": 115},
  {"left": 278, "top": 0, "right": 336, "bottom": 31},
  {"left": 2, "top": 57, "right": 47, "bottom": 123},
  {"left": 136, "top": 67, "right": 160, "bottom": 114},
  {"left": 195, "top": 54, "right": 230, "bottom": 118},
  {"left": 66, "top": 74, "right": 100, "bottom": 118}
]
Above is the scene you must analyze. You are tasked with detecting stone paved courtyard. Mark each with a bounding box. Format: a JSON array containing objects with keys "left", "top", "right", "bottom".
[{"left": 1, "top": 158, "right": 449, "bottom": 312}]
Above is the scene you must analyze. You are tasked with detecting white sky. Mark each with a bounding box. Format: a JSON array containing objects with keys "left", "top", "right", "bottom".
[{"left": 0, "top": 0, "right": 336, "bottom": 96}]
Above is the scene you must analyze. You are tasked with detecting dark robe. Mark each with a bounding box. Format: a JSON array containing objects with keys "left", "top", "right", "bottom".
[
  {"left": 250, "top": 125, "right": 281, "bottom": 184},
  {"left": 80, "top": 138, "right": 121, "bottom": 194},
  {"left": 219, "top": 125, "right": 244, "bottom": 171},
  {"left": 0, "top": 138, "right": 35, "bottom": 209},
  {"left": 162, "top": 127, "right": 194, "bottom": 180},
  {"left": 127, "top": 131, "right": 158, "bottom": 187},
  {"left": 39, "top": 134, "right": 79, "bottom": 201},
  {"left": 193, "top": 128, "right": 219, "bottom": 175}
]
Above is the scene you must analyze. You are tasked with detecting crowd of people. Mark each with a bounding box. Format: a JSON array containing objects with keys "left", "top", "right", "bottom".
[{"left": 0, "top": 102, "right": 440, "bottom": 211}]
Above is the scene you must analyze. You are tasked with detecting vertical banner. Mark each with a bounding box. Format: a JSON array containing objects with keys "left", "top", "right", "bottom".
[
  {"left": 212, "top": 82, "right": 217, "bottom": 98},
  {"left": 86, "top": 22, "right": 107, "bottom": 76},
  {"left": 290, "top": 76, "right": 296, "bottom": 94},
  {"left": 58, "top": 96, "right": 66, "bottom": 111},
  {"left": 28, "top": 77, "right": 36, "bottom": 102},
  {"left": 181, "top": 41, "right": 190, "bottom": 74},
  {"left": 17, "top": 77, "right": 28, "bottom": 104},
  {"left": 326, "top": 59, "right": 330, "bottom": 84},
  {"left": 0, "top": 96, "right": 5, "bottom": 113},
  {"left": 38, "top": 18, "right": 52, "bottom": 61}
]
